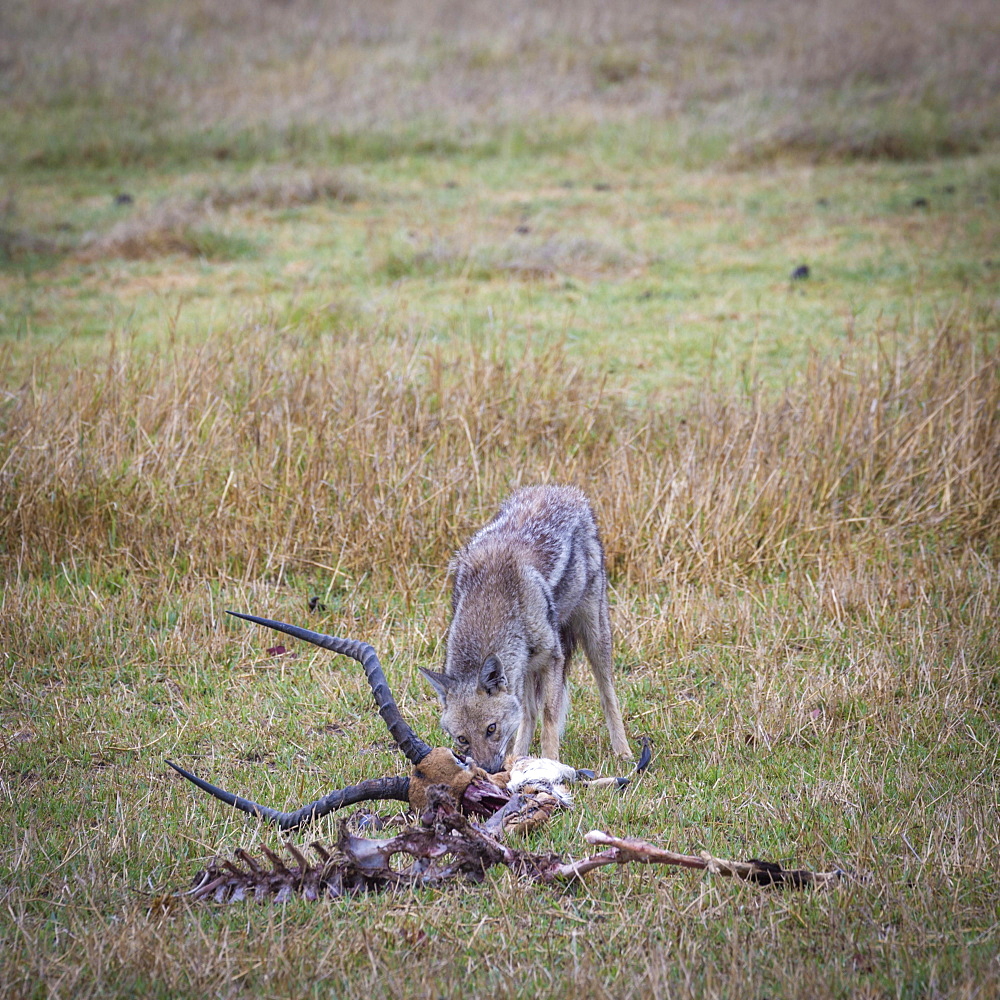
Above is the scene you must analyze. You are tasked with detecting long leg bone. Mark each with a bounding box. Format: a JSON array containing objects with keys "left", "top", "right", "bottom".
[
  {"left": 540, "top": 831, "right": 844, "bottom": 887},
  {"left": 173, "top": 804, "right": 843, "bottom": 905}
]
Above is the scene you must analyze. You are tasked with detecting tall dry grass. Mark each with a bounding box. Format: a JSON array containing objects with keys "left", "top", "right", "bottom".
[{"left": 2, "top": 314, "right": 996, "bottom": 601}]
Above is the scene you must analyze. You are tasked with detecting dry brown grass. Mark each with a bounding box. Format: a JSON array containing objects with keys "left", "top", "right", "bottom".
[{"left": 2, "top": 313, "right": 996, "bottom": 596}]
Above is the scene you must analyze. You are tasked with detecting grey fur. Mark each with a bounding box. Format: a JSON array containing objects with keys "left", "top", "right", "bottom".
[{"left": 420, "top": 486, "right": 632, "bottom": 772}]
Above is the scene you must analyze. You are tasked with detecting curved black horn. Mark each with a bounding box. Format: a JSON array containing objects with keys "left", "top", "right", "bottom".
[
  {"left": 226, "top": 611, "right": 434, "bottom": 765},
  {"left": 167, "top": 760, "right": 411, "bottom": 832}
]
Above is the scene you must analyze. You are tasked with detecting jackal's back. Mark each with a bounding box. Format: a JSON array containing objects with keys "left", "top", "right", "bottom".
[{"left": 453, "top": 484, "right": 605, "bottom": 620}]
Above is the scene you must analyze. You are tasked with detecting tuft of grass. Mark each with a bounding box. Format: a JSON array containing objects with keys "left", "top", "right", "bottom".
[
  {"left": 376, "top": 234, "right": 646, "bottom": 283},
  {"left": 73, "top": 169, "right": 358, "bottom": 262},
  {"left": 0, "top": 227, "right": 62, "bottom": 271},
  {"left": 733, "top": 102, "right": 992, "bottom": 167},
  {"left": 482, "top": 237, "right": 646, "bottom": 281},
  {"left": 194, "top": 168, "right": 364, "bottom": 211},
  {"left": 77, "top": 204, "right": 257, "bottom": 261}
]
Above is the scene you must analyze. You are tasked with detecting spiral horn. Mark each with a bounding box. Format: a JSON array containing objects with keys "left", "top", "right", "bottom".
[{"left": 226, "top": 611, "right": 434, "bottom": 765}]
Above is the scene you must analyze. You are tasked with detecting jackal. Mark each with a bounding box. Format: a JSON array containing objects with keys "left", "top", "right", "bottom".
[{"left": 420, "top": 485, "right": 632, "bottom": 772}]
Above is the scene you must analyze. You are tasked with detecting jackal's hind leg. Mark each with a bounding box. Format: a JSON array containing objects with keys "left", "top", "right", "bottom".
[{"left": 578, "top": 599, "right": 632, "bottom": 759}]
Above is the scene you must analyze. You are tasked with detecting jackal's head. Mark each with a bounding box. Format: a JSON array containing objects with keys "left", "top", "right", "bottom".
[{"left": 419, "top": 657, "right": 520, "bottom": 773}]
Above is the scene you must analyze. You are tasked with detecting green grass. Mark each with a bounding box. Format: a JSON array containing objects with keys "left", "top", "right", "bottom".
[
  {"left": 2, "top": 1, "right": 1000, "bottom": 997},
  {"left": 4, "top": 556, "right": 998, "bottom": 998},
  {"left": 3, "top": 147, "right": 997, "bottom": 394}
]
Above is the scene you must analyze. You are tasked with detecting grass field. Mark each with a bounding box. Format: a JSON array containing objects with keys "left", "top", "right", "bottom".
[{"left": 2, "top": 2, "right": 999, "bottom": 998}]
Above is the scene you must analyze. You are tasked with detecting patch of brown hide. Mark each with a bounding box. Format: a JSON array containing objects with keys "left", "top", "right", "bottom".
[{"left": 408, "top": 747, "right": 509, "bottom": 813}]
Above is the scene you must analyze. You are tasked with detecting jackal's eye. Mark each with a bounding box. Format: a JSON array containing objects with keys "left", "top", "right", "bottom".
[
  {"left": 486, "top": 723, "right": 497, "bottom": 736},
  {"left": 456, "top": 735, "right": 469, "bottom": 746}
]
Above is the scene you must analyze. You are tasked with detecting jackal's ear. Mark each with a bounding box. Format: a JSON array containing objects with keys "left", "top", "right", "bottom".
[
  {"left": 419, "top": 667, "right": 453, "bottom": 705},
  {"left": 479, "top": 655, "right": 507, "bottom": 695}
]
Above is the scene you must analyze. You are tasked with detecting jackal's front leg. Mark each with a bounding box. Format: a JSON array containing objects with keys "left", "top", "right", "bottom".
[
  {"left": 513, "top": 672, "right": 541, "bottom": 759},
  {"left": 540, "top": 655, "right": 568, "bottom": 761}
]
